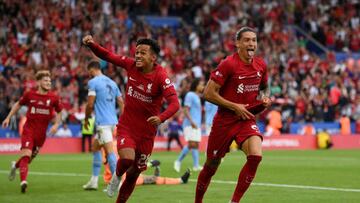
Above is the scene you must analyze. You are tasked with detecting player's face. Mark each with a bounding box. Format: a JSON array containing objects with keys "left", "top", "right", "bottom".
[
  {"left": 235, "top": 31, "right": 257, "bottom": 62},
  {"left": 135, "top": 45, "right": 156, "bottom": 68},
  {"left": 38, "top": 76, "right": 52, "bottom": 91}
]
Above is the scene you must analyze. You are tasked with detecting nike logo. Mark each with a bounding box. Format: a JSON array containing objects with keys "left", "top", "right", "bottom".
[
  {"left": 30, "top": 100, "right": 36, "bottom": 103},
  {"left": 257, "top": 72, "right": 261, "bottom": 77},
  {"left": 129, "top": 76, "right": 136, "bottom": 81},
  {"left": 238, "top": 76, "right": 246, "bottom": 79}
]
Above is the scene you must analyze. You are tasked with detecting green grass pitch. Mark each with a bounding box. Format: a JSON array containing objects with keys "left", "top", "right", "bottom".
[{"left": 0, "top": 150, "right": 359, "bottom": 203}]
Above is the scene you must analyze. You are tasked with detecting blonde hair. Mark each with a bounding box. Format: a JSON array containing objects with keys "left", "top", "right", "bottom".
[{"left": 35, "top": 70, "right": 51, "bottom": 81}]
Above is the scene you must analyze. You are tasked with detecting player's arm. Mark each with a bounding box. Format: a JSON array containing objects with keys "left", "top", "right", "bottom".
[
  {"left": 49, "top": 110, "right": 63, "bottom": 135},
  {"left": 84, "top": 95, "right": 95, "bottom": 130},
  {"left": 259, "top": 83, "right": 271, "bottom": 108},
  {"left": 82, "top": 35, "right": 131, "bottom": 68},
  {"left": 117, "top": 96, "right": 124, "bottom": 115},
  {"left": 203, "top": 79, "right": 254, "bottom": 120},
  {"left": 147, "top": 93, "right": 180, "bottom": 126},
  {"left": 183, "top": 106, "right": 197, "bottom": 129},
  {"left": 2, "top": 101, "right": 21, "bottom": 128}
]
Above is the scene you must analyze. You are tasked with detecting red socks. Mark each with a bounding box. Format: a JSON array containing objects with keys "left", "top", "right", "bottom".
[
  {"left": 231, "top": 155, "right": 262, "bottom": 202},
  {"left": 195, "top": 164, "right": 218, "bottom": 203},
  {"left": 116, "top": 171, "right": 140, "bottom": 203},
  {"left": 18, "top": 156, "right": 30, "bottom": 182},
  {"left": 115, "top": 159, "right": 134, "bottom": 176}
]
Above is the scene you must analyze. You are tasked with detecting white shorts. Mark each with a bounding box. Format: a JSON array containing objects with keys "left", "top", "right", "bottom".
[
  {"left": 95, "top": 125, "right": 115, "bottom": 145},
  {"left": 183, "top": 126, "right": 202, "bottom": 142}
]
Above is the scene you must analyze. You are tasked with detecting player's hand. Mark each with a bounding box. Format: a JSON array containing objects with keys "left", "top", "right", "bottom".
[
  {"left": 49, "top": 124, "right": 59, "bottom": 136},
  {"left": 233, "top": 104, "right": 255, "bottom": 120},
  {"left": 262, "top": 97, "right": 272, "bottom": 108},
  {"left": 2, "top": 118, "right": 10, "bottom": 128},
  {"left": 147, "top": 116, "right": 162, "bottom": 126},
  {"left": 84, "top": 119, "right": 90, "bottom": 130},
  {"left": 82, "top": 35, "right": 94, "bottom": 46}
]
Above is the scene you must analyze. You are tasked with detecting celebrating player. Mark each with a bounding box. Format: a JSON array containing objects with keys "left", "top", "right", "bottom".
[
  {"left": 195, "top": 27, "right": 271, "bottom": 203},
  {"left": 82, "top": 61, "right": 124, "bottom": 190},
  {"left": 3, "top": 70, "right": 63, "bottom": 193},
  {"left": 83, "top": 35, "right": 180, "bottom": 203}
]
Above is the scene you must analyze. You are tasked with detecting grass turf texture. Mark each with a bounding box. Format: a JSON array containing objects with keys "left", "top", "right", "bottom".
[{"left": 0, "top": 150, "right": 359, "bottom": 203}]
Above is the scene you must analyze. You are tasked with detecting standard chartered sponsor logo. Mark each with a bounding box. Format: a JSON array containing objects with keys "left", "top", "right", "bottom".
[
  {"left": 127, "top": 86, "right": 152, "bottom": 103},
  {"left": 30, "top": 107, "right": 50, "bottom": 115},
  {"left": 237, "top": 83, "right": 244, "bottom": 93},
  {"left": 237, "top": 83, "right": 259, "bottom": 94}
]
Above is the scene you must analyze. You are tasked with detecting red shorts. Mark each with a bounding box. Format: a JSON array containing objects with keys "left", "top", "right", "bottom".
[
  {"left": 117, "top": 128, "right": 154, "bottom": 171},
  {"left": 206, "top": 118, "right": 262, "bottom": 159},
  {"left": 21, "top": 121, "right": 47, "bottom": 151}
]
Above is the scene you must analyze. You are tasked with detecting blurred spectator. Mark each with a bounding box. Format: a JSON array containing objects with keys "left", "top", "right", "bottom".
[
  {"left": 81, "top": 117, "right": 95, "bottom": 153},
  {"left": 339, "top": 114, "right": 351, "bottom": 135},
  {"left": 54, "top": 123, "right": 73, "bottom": 137},
  {"left": 316, "top": 129, "right": 333, "bottom": 149},
  {"left": 264, "top": 105, "right": 282, "bottom": 136}
]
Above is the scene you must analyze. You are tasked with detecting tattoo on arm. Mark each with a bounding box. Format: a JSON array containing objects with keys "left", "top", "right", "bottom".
[{"left": 259, "top": 85, "right": 270, "bottom": 99}]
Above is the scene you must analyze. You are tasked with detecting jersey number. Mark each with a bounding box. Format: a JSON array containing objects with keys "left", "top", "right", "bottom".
[{"left": 106, "top": 84, "right": 114, "bottom": 102}]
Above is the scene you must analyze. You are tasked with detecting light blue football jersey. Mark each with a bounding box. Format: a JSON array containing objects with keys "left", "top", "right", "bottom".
[
  {"left": 182, "top": 91, "right": 202, "bottom": 128},
  {"left": 88, "top": 75, "right": 121, "bottom": 125}
]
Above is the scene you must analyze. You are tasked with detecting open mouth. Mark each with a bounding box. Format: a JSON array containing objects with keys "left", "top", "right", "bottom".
[{"left": 247, "top": 48, "right": 255, "bottom": 57}]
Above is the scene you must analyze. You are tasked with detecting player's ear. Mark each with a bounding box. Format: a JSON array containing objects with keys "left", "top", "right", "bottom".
[{"left": 235, "top": 40, "right": 241, "bottom": 48}]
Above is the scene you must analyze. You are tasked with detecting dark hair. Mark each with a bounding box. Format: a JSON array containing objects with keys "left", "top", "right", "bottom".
[
  {"left": 87, "top": 61, "right": 101, "bottom": 70},
  {"left": 190, "top": 78, "right": 201, "bottom": 92},
  {"left": 35, "top": 70, "right": 51, "bottom": 81},
  {"left": 136, "top": 38, "right": 160, "bottom": 55},
  {"left": 235, "top": 26, "right": 257, "bottom": 40}
]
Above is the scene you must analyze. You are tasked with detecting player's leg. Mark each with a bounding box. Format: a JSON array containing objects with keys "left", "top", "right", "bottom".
[
  {"left": 117, "top": 165, "right": 141, "bottom": 203},
  {"left": 195, "top": 157, "right": 221, "bottom": 203},
  {"left": 174, "top": 127, "right": 191, "bottom": 172},
  {"left": 189, "top": 141, "right": 202, "bottom": 171},
  {"left": 11, "top": 134, "right": 35, "bottom": 193},
  {"left": 231, "top": 135, "right": 262, "bottom": 203},
  {"left": 189, "top": 127, "right": 202, "bottom": 171},
  {"left": 175, "top": 133, "right": 183, "bottom": 149},
  {"left": 83, "top": 139, "right": 102, "bottom": 190},
  {"left": 100, "top": 126, "right": 117, "bottom": 175},
  {"left": 106, "top": 147, "right": 135, "bottom": 197}
]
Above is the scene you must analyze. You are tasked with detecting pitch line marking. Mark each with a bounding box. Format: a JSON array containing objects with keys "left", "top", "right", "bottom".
[
  {"left": 188, "top": 179, "right": 360, "bottom": 193},
  {"left": 1, "top": 170, "right": 359, "bottom": 193}
]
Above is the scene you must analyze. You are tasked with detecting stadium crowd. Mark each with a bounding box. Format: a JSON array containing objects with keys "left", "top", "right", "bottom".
[{"left": 0, "top": 0, "right": 359, "bottom": 134}]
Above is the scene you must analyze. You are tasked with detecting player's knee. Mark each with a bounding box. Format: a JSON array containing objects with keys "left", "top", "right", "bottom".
[
  {"left": 119, "top": 158, "right": 134, "bottom": 169},
  {"left": 206, "top": 158, "right": 221, "bottom": 168}
]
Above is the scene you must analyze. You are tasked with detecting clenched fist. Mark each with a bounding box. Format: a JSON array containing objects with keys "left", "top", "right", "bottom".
[{"left": 82, "top": 35, "right": 94, "bottom": 46}]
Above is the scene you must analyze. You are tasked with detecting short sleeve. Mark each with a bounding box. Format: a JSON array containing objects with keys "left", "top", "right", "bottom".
[
  {"left": 18, "top": 91, "right": 30, "bottom": 105},
  {"left": 210, "top": 59, "right": 231, "bottom": 86},
  {"left": 88, "top": 79, "right": 96, "bottom": 96},
  {"left": 115, "top": 85, "right": 122, "bottom": 97},
  {"left": 183, "top": 93, "right": 193, "bottom": 108}
]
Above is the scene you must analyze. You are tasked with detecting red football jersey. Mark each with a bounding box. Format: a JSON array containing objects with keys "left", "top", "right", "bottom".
[
  {"left": 19, "top": 90, "right": 63, "bottom": 125},
  {"left": 210, "top": 53, "right": 268, "bottom": 120},
  {"left": 90, "top": 43, "right": 178, "bottom": 138}
]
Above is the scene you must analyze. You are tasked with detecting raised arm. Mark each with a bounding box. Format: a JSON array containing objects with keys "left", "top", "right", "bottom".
[
  {"left": 82, "top": 35, "right": 132, "bottom": 68},
  {"left": 203, "top": 80, "right": 254, "bottom": 120}
]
